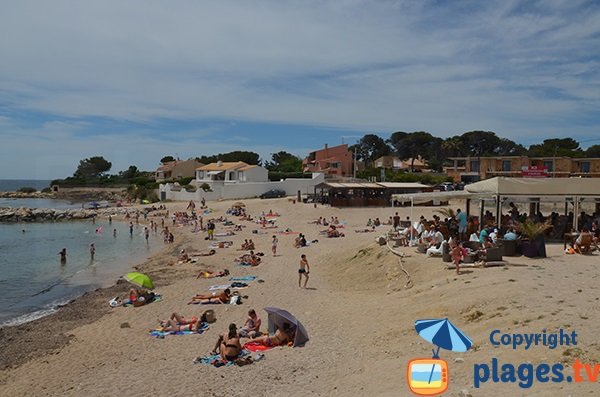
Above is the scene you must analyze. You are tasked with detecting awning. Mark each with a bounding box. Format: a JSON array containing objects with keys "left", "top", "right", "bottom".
[
  {"left": 391, "top": 190, "right": 493, "bottom": 203},
  {"left": 207, "top": 171, "right": 225, "bottom": 176}
]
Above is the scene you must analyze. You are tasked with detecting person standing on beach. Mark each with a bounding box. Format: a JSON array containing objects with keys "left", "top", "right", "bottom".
[
  {"left": 456, "top": 209, "right": 467, "bottom": 242},
  {"left": 207, "top": 220, "right": 215, "bottom": 240},
  {"left": 272, "top": 235, "right": 278, "bottom": 256},
  {"left": 108, "top": 215, "right": 112, "bottom": 225},
  {"left": 298, "top": 254, "right": 310, "bottom": 288},
  {"left": 58, "top": 248, "right": 67, "bottom": 264},
  {"left": 393, "top": 212, "right": 400, "bottom": 230},
  {"left": 89, "top": 243, "right": 95, "bottom": 260}
]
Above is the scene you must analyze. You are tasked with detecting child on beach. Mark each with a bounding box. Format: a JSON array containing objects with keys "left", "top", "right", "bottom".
[
  {"left": 272, "top": 235, "right": 278, "bottom": 256},
  {"left": 451, "top": 242, "right": 463, "bottom": 275}
]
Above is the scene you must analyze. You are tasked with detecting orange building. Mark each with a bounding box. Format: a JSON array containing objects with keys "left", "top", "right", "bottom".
[{"left": 303, "top": 144, "right": 354, "bottom": 177}]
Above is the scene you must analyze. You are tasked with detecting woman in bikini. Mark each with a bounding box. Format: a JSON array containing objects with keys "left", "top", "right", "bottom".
[
  {"left": 188, "top": 288, "right": 231, "bottom": 304},
  {"left": 212, "top": 323, "right": 242, "bottom": 361},
  {"left": 159, "top": 312, "right": 198, "bottom": 327},
  {"left": 160, "top": 317, "right": 203, "bottom": 333},
  {"left": 247, "top": 323, "right": 294, "bottom": 347}
]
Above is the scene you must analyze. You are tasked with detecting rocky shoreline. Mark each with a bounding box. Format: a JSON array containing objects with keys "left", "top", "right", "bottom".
[
  {"left": 0, "top": 188, "right": 126, "bottom": 202},
  {"left": 0, "top": 207, "right": 134, "bottom": 222}
]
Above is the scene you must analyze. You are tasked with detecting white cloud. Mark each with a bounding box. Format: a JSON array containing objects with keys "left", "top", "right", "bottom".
[{"left": 0, "top": 0, "right": 599, "bottom": 178}]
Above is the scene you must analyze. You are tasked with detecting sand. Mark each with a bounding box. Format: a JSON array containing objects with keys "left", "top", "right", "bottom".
[{"left": 1, "top": 198, "right": 599, "bottom": 396}]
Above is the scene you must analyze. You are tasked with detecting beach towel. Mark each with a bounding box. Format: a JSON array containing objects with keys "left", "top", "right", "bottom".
[
  {"left": 229, "top": 276, "right": 257, "bottom": 281},
  {"left": 209, "top": 284, "right": 231, "bottom": 291},
  {"left": 149, "top": 322, "right": 209, "bottom": 338},
  {"left": 238, "top": 262, "right": 253, "bottom": 267},
  {"left": 243, "top": 341, "right": 276, "bottom": 352},
  {"left": 193, "top": 349, "right": 250, "bottom": 366}
]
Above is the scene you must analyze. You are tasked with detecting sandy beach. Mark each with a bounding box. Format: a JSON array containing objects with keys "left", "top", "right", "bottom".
[{"left": 1, "top": 197, "right": 599, "bottom": 397}]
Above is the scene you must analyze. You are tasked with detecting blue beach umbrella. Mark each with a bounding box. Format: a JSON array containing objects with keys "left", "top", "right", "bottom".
[
  {"left": 415, "top": 318, "right": 472, "bottom": 385},
  {"left": 415, "top": 318, "right": 472, "bottom": 357}
]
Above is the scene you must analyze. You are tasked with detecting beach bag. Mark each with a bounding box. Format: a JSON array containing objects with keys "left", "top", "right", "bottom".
[{"left": 202, "top": 309, "right": 216, "bottom": 323}]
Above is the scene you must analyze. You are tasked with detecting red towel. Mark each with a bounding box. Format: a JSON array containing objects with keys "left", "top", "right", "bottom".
[{"left": 243, "top": 341, "right": 275, "bottom": 352}]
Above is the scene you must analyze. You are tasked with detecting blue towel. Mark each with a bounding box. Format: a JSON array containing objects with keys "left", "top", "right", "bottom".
[
  {"left": 229, "top": 276, "right": 257, "bottom": 281},
  {"left": 238, "top": 262, "right": 253, "bottom": 267},
  {"left": 194, "top": 349, "right": 250, "bottom": 366}
]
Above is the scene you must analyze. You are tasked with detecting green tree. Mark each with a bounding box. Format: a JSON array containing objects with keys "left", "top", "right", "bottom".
[
  {"left": 160, "top": 155, "right": 175, "bottom": 164},
  {"left": 528, "top": 138, "right": 583, "bottom": 157},
  {"left": 584, "top": 144, "right": 600, "bottom": 158},
  {"left": 197, "top": 151, "right": 261, "bottom": 165},
  {"left": 350, "top": 134, "right": 391, "bottom": 165},
  {"left": 265, "top": 151, "right": 302, "bottom": 172},
  {"left": 119, "top": 165, "right": 141, "bottom": 180},
  {"left": 73, "top": 156, "right": 112, "bottom": 179},
  {"left": 389, "top": 131, "right": 443, "bottom": 171}
]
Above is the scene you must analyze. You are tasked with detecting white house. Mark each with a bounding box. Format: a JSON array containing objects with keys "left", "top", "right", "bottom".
[{"left": 196, "top": 161, "right": 268, "bottom": 183}]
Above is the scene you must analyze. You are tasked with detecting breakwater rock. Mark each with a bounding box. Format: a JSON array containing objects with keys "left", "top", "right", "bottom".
[
  {"left": 0, "top": 192, "right": 52, "bottom": 199},
  {"left": 0, "top": 207, "right": 132, "bottom": 222}
]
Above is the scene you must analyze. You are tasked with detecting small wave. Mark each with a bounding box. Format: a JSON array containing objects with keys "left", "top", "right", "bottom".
[
  {"left": 0, "top": 294, "right": 77, "bottom": 327},
  {"left": 1, "top": 307, "right": 57, "bottom": 327}
]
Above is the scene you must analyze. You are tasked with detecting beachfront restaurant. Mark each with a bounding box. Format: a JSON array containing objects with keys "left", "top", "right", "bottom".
[
  {"left": 392, "top": 177, "right": 600, "bottom": 238},
  {"left": 315, "top": 182, "right": 386, "bottom": 207}
]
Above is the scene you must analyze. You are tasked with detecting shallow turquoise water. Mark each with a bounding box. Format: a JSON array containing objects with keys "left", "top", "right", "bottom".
[{"left": 0, "top": 220, "right": 160, "bottom": 326}]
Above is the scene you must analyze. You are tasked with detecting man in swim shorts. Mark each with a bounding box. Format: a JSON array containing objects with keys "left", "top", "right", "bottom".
[{"left": 298, "top": 254, "right": 310, "bottom": 288}]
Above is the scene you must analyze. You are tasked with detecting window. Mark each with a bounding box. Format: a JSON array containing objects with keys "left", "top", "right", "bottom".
[
  {"left": 581, "top": 162, "right": 591, "bottom": 173},
  {"left": 502, "top": 160, "right": 512, "bottom": 172},
  {"left": 543, "top": 161, "right": 553, "bottom": 172},
  {"left": 238, "top": 171, "right": 244, "bottom": 181},
  {"left": 330, "top": 162, "right": 339, "bottom": 169},
  {"left": 470, "top": 160, "right": 480, "bottom": 172},
  {"left": 197, "top": 171, "right": 204, "bottom": 179}
]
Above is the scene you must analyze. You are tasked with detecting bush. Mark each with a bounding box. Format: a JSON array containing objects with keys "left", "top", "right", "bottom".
[
  {"left": 199, "top": 183, "right": 212, "bottom": 192},
  {"left": 41, "top": 187, "right": 52, "bottom": 193},
  {"left": 184, "top": 184, "right": 197, "bottom": 192},
  {"left": 145, "top": 191, "right": 160, "bottom": 203},
  {"left": 17, "top": 187, "right": 37, "bottom": 193},
  {"left": 179, "top": 177, "right": 195, "bottom": 185},
  {"left": 268, "top": 172, "right": 312, "bottom": 181}
]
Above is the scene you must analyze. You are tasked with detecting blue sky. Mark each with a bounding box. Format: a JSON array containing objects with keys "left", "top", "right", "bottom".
[{"left": 1, "top": 0, "right": 599, "bottom": 179}]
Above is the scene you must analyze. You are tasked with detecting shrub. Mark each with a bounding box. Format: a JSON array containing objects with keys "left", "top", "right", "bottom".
[
  {"left": 41, "top": 187, "right": 52, "bottom": 193},
  {"left": 184, "top": 184, "right": 197, "bottom": 192},
  {"left": 17, "top": 187, "right": 37, "bottom": 193},
  {"left": 199, "top": 183, "right": 212, "bottom": 192},
  {"left": 179, "top": 177, "right": 194, "bottom": 185}
]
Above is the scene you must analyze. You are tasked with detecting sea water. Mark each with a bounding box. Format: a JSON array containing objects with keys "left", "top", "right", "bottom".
[{"left": 0, "top": 220, "right": 160, "bottom": 326}]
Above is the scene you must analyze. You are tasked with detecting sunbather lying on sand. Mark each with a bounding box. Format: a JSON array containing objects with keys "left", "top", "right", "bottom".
[
  {"left": 189, "top": 249, "right": 217, "bottom": 257},
  {"left": 160, "top": 317, "right": 204, "bottom": 333},
  {"left": 235, "top": 251, "right": 262, "bottom": 266},
  {"left": 197, "top": 269, "right": 230, "bottom": 279},
  {"left": 247, "top": 323, "right": 294, "bottom": 347},
  {"left": 159, "top": 312, "right": 198, "bottom": 327},
  {"left": 188, "top": 288, "right": 231, "bottom": 304},
  {"left": 355, "top": 226, "right": 376, "bottom": 233}
]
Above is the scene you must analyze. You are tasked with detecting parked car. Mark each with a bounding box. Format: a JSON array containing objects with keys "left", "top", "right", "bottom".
[{"left": 259, "top": 189, "right": 286, "bottom": 199}]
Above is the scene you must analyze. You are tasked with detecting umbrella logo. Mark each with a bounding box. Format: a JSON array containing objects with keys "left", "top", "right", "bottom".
[{"left": 407, "top": 318, "right": 472, "bottom": 396}]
